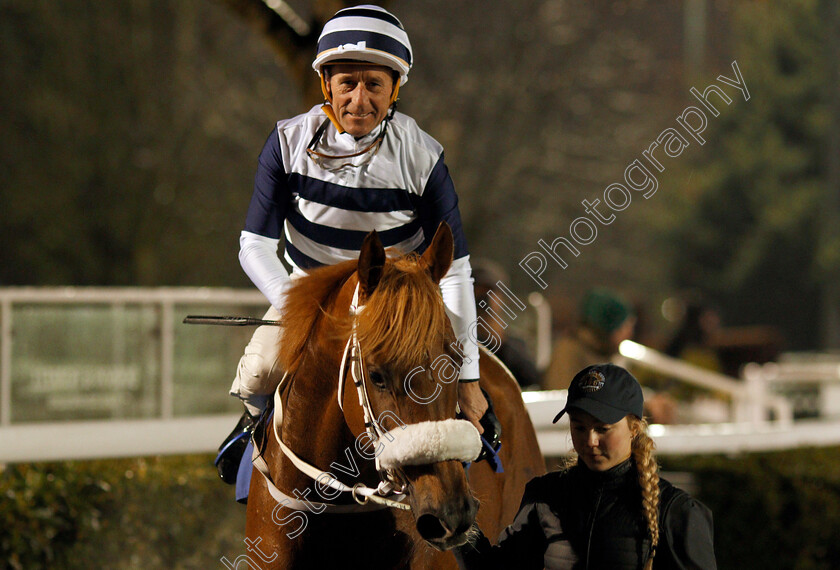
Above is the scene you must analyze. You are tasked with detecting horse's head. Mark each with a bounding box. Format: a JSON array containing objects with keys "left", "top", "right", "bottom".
[{"left": 346, "top": 223, "right": 480, "bottom": 550}]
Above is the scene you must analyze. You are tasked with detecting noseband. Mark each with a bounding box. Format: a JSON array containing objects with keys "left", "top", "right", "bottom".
[{"left": 252, "top": 282, "right": 481, "bottom": 514}]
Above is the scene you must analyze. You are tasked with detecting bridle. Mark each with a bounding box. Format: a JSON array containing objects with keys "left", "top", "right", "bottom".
[
  {"left": 252, "top": 281, "right": 480, "bottom": 514},
  {"left": 337, "top": 282, "right": 411, "bottom": 491}
]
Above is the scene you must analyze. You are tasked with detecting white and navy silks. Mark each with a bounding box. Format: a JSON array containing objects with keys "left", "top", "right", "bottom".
[{"left": 230, "top": 105, "right": 480, "bottom": 415}]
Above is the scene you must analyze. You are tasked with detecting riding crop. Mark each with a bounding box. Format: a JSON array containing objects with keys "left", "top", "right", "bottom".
[{"left": 182, "top": 315, "right": 282, "bottom": 326}]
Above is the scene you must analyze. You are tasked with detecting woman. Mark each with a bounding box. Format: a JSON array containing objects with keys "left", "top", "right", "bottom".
[{"left": 455, "top": 363, "right": 717, "bottom": 569}]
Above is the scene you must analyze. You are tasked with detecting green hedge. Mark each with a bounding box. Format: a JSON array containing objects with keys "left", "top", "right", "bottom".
[
  {"left": 0, "top": 455, "right": 245, "bottom": 570},
  {"left": 662, "top": 446, "right": 840, "bottom": 569},
  {"left": 3, "top": 448, "right": 840, "bottom": 568}
]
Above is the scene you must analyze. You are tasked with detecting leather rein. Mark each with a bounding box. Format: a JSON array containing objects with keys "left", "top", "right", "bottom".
[{"left": 251, "top": 282, "right": 412, "bottom": 514}]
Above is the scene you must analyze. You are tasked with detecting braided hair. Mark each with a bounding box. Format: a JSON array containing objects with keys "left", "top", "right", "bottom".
[{"left": 629, "top": 416, "right": 660, "bottom": 569}]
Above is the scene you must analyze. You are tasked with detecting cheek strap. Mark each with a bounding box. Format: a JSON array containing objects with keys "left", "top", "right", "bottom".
[
  {"left": 320, "top": 72, "right": 345, "bottom": 133},
  {"left": 389, "top": 77, "right": 401, "bottom": 105}
]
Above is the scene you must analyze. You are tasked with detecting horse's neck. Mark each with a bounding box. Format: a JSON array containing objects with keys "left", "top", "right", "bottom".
[
  {"left": 282, "top": 364, "right": 345, "bottom": 450},
  {"left": 274, "top": 354, "right": 379, "bottom": 490}
]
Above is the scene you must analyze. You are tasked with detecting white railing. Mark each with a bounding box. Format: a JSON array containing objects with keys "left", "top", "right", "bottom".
[
  {"left": 743, "top": 357, "right": 840, "bottom": 418},
  {"left": 0, "top": 286, "right": 267, "bottom": 427},
  {"left": 0, "top": 286, "right": 551, "bottom": 463},
  {"left": 526, "top": 342, "right": 840, "bottom": 458},
  {"left": 0, "top": 414, "right": 239, "bottom": 463},
  {"left": 4, "top": 287, "right": 840, "bottom": 463},
  {"left": 617, "top": 339, "right": 794, "bottom": 426},
  {"left": 526, "top": 390, "right": 840, "bottom": 457}
]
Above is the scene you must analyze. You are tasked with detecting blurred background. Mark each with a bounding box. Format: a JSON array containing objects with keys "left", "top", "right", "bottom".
[{"left": 2, "top": 0, "right": 840, "bottom": 568}]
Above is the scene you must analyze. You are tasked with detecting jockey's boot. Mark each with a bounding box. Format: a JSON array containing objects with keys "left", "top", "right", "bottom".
[{"left": 215, "top": 409, "right": 257, "bottom": 484}]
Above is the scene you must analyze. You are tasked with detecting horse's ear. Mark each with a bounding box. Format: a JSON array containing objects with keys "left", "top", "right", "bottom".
[
  {"left": 358, "top": 230, "right": 386, "bottom": 298},
  {"left": 421, "top": 222, "right": 454, "bottom": 284}
]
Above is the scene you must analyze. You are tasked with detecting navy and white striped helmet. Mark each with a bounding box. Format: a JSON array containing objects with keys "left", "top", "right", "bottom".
[{"left": 312, "top": 5, "right": 413, "bottom": 85}]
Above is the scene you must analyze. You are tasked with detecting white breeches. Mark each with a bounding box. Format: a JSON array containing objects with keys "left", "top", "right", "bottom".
[{"left": 229, "top": 306, "right": 284, "bottom": 416}]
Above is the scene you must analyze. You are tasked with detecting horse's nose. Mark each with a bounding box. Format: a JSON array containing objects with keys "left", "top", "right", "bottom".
[{"left": 415, "top": 493, "right": 478, "bottom": 544}]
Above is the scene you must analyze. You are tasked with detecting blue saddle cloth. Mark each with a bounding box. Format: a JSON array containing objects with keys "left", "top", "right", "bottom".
[
  {"left": 464, "top": 436, "right": 504, "bottom": 474},
  {"left": 480, "top": 435, "right": 504, "bottom": 473},
  {"left": 235, "top": 438, "right": 255, "bottom": 504}
]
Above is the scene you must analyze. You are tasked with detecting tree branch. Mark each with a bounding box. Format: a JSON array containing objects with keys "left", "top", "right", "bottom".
[{"left": 213, "top": 0, "right": 389, "bottom": 104}]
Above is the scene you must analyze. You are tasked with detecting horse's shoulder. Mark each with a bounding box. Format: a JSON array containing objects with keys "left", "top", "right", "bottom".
[{"left": 479, "top": 348, "right": 526, "bottom": 402}]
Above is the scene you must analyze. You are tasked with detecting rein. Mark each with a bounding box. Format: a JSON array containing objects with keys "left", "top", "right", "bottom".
[
  {"left": 252, "top": 284, "right": 409, "bottom": 512},
  {"left": 251, "top": 373, "right": 410, "bottom": 512},
  {"left": 252, "top": 281, "right": 481, "bottom": 514}
]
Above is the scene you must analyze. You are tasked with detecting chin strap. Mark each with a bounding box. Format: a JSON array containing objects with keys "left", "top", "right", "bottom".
[
  {"left": 389, "top": 78, "right": 401, "bottom": 105},
  {"left": 319, "top": 72, "right": 345, "bottom": 133}
]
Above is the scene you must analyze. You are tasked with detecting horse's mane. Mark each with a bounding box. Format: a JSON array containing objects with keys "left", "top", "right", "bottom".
[
  {"left": 278, "top": 253, "right": 452, "bottom": 374},
  {"left": 355, "top": 255, "right": 452, "bottom": 370},
  {"left": 278, "top": 259, "right": 358, "bottom": 373}
]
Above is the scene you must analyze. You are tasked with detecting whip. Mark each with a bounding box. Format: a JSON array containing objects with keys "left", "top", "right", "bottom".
[{"left": 182, "top": 315, "right": 282, "bottom": 327}]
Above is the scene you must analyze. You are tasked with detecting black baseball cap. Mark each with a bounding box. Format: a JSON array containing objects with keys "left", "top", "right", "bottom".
[{"left": 552, "top": 363, "right": 644, "bottom": 424}]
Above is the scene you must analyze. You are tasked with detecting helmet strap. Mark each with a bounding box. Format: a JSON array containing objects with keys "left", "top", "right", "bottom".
[
  {"left": 320, "top": 104, "right": 344, "bottom": 134},
  {"left": 320, "top": 70, "right": 331, "bottom": 103},
  {"left": 389, "top": 78, "right": 401, "bottom": 105},
  {"left": 320, "top": 72, "right": 345, "bottom": 134}
]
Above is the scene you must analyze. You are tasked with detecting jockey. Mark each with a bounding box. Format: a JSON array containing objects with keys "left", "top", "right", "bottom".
[{"left": 217, "top": 4, "right": 490, "bottom": 483}]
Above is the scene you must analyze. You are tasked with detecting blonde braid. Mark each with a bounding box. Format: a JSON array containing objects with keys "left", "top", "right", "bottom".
[{"left": 630, "top": 416, "right": 660, "bottom": 570}]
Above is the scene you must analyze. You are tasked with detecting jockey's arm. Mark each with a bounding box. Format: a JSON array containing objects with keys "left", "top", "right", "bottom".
[
  {"left": 418, "top": 154, "right": 487, "bottom": 431},
  {"left": 239, "top": 231, "right": 292, "bottom": 311},
  {"left": 239, "top": 128, "right": 295, "bottom": 311},
  {"left": 440, "top": 256, "right": 487, "bottom": 433},
  {"left": 459, "top": 382, "right": 487, "bottom": 434}
]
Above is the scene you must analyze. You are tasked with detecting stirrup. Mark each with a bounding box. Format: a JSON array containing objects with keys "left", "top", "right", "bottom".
[{"left": 215, "top": 410, "right": 257, "bottom": 485}]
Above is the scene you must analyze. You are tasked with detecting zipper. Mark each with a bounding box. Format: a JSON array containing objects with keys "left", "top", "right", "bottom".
[{"left": 585, "top": 487, "right": 604, "bottom": 569}]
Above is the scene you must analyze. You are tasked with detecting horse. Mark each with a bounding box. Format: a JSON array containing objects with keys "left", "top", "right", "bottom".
[{"left": 243, "top": 223, "right": 545, "bottom": 569}]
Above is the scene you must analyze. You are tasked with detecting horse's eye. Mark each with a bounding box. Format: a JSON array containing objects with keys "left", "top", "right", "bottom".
[{"left": 368, "top": 370, "right": 388, "bottom": 390}]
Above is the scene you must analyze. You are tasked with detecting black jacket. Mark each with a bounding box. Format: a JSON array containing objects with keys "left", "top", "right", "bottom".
[{"left": 455, "top": 459, "right": 716, "bottom": 569}]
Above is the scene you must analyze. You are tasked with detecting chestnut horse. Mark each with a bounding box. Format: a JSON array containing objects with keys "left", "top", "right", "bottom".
[{"left": 243, "top": 224, "right": 544, "bottom": 569}]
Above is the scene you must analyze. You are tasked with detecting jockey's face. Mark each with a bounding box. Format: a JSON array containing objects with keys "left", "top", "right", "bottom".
[{"left": 325, "top": 64, "right": 395, "bottom": 137}]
